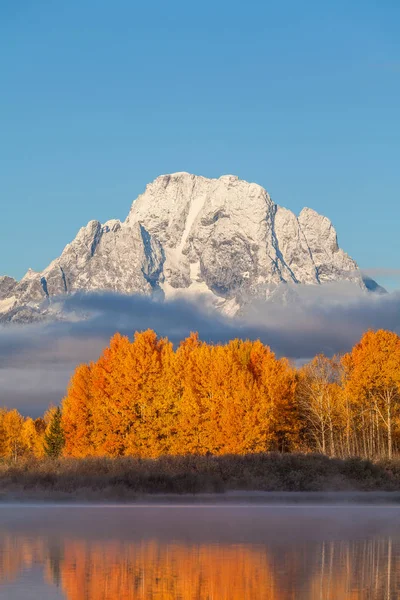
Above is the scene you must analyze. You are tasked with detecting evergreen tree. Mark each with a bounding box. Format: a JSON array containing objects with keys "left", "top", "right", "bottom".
[{"left": 44, "top": 407, "right": 65, "bottom": 458}]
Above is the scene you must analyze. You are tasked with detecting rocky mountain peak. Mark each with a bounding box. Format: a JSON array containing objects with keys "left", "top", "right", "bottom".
[{"left": 0, "top": 173, "right": 373, "bottom": 323}]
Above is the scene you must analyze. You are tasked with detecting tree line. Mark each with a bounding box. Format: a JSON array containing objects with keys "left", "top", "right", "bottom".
[
  {"left": 0, "top": 406, "right": 64, "bottom": 460},
  {"left": 1, "top": 328, "right": 400, "bottom": 460}
]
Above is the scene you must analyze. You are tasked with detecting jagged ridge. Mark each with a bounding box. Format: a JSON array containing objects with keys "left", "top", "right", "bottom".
[{"left": 0, "top": 172, "right": 369, "bottom": 322}]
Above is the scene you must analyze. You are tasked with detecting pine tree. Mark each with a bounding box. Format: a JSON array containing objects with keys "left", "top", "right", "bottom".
[{"left": 44, "top": 407, "right": 65, "bottom": 458}]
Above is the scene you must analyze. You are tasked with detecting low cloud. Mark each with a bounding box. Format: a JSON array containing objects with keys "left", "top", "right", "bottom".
[
  {"left": 0, "top": 284, "right": 400, "bottom": 415},
  {"left": 244, "top": 282, "right": 400, "bottom": 358}
]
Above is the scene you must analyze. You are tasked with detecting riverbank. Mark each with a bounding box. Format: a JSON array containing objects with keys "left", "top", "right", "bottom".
[{"left": 1, "top": 453, "right": 400, "bottom": 501}]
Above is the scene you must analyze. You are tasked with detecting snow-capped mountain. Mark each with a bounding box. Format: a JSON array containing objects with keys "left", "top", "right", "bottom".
[{"left": 0, "top": 172, "right": 373, "bottom": 322}]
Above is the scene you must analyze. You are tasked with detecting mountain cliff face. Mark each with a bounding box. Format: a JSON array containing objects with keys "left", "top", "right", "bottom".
[{"left": 0, "top": 172, "right": 369, "bottom": 322}]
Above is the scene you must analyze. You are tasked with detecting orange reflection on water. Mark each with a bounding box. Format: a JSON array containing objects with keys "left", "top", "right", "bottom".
[
  {"left": 1, "top": 535, "right": 400, "bottom": 599},
  {"left": 59, "top": 541, "right": 279, "bottom": 600}
]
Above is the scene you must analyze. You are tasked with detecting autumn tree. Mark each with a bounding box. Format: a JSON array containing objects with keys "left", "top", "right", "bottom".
[
  {"left": 123, "top": 330, "right": 176, "bottom": 457},
  {"left": 1, "top": 409, "right": 24, "bottom": 461},
  {"left": 21, "top": 417, "right": 45, "bottom": 458},
  {"left": 64, "top": 331, "right": 179, "bottom": 457},
  {"left": 297, "top": 355, "right": 344, "bottom": 456},
  {"left": 52, "top": 328, "right": 400, "bottom": 461},
  {"left": 210, "top": 340, "right": 257, "bottom": 454},
  {"left": 343, "top": 330, "right": 400, "bottom": 460},
  {"left": 175, "top": 337, "right": 298, "bottom": 455},
  {"left": 89, "top": 333, "right": 133, "bottom": 456},
  {"left": 250, "top": 342, "right": 299, "bottom": 452},
  {"left": 175, "top": 336, "right": 229, "bottom": 455},
  {"left": 62, "top": 363, "right": 96, "bottom": 457}
]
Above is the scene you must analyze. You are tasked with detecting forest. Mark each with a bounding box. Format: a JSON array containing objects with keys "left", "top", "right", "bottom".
[{"left": 1, "top": 328, "right": 400, "bottom": 462}]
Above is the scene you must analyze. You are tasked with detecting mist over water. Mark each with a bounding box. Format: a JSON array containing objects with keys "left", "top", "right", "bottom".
[{"left": 0, "top": 504, "right": 399, "bottom": 599}]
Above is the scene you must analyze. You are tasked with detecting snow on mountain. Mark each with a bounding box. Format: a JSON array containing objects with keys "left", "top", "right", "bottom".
[{"left": 0, "top": 172, "right": 372, "bottom": 323}]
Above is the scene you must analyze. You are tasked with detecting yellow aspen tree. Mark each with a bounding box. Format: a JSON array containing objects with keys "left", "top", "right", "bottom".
[
  {"left": 21, "top": 417, "right": 44, "bottom": 458},
  {"left": 62, "top": 363, "right": 95, "bottom": 457},
  {"left": 297, "top": 355, "right": 344, "bottom": 456},
  {"left": 124, "top": 330, "right": 174, "bottom": 457},
  {"left": 231, "top": 339, "right": 299, "bottom": 453},
  {"left": 90, "top": 333, "right": 133, "bottom": 456},
  {"left": 168, "top": 332, "right": 200, "bottom": 455},
  {"left": 148, "top": 338, "right": 179, "bottom": 455},
  {"left": 344, "top": 330, "right": 400, "bottom": 460},
  {"left": 2, "top": 409, "right": 24, "bottom": 461},
  {"left": 175, "top": 338, "right": 220, "bottom": 455},
  {"left": 259, "top": 354, "right": 299, "bottom": 453},
  {"left": 214, "top": 339, "right": 260, "bottom": 454}
]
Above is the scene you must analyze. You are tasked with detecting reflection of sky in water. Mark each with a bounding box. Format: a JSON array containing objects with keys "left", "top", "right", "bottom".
[{"left": 0, "top": 505, "right": 400, "bottom": 599}]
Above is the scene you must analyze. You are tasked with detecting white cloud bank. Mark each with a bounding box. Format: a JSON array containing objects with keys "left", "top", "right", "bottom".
[{"left": 0, "top": 283, "right": 399, "bottom": 415}]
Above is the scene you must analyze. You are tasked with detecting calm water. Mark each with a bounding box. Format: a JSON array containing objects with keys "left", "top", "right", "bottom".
[{"left": 0, "top": 503, "right": 399, "bottom": 599}]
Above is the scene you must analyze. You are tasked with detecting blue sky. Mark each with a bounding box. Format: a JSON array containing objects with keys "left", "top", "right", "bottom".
[{"left": 1, "top": 0, "right": 399, "bottom": 288}]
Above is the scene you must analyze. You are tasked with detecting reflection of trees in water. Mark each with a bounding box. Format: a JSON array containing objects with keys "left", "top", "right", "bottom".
[
  {"left": 0, "top": 536, "right": 46, "bottom": 585},
  {"left": 307, "top": 539, "right": 400, "bottom": 600},
  {"left": 47, "top": 539, "right": 64, "bottom": 588},
  {"left": 0, "top": 534, "right": 399, "bottom": 599}
]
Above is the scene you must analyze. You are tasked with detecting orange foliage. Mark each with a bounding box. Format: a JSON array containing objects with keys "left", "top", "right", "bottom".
[
  {"left": 62, "top": 363, "right": 95, "bottom": 457},
  {"left": 0, "top": 408, "right": 45, "bottom": 459},
  {"left": 343, "top": 330, "right": 400, "bottom": 459},
  {"left": 61, "top": 331, "right": 299, "bottom": 457},
  {"left": 3, "top": 328, "right": 400, "bottom": 461}
]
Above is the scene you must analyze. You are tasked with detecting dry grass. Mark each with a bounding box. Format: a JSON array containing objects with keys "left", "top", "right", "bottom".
[{"left": 1, "top": 453, "right": 400, "bottom": 500}]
